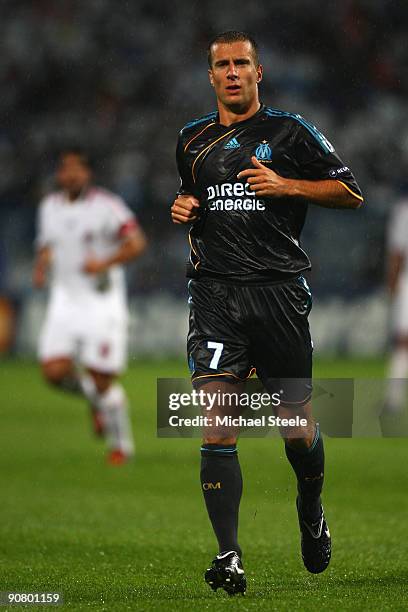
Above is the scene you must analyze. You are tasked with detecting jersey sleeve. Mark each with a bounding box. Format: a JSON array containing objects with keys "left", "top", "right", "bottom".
[
  {"left": 388, "top": 203, "right": 408, "bottom": 252},
  {"left": 176, "top": 131, "right": 195, "bottom": 195},
  {"left": 293, "top": 122, "right": 363, "bottom": 203},
  {"left": 105, "top": 196, "right": 138, "bottom": 239}
]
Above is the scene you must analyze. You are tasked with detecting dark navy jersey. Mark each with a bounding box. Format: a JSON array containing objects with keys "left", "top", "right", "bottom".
[{"left": 176, "top": 103, "right": 363, "bottom": 284}]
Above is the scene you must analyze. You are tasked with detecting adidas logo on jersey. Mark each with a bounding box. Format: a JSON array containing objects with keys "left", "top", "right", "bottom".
[{"left": 224, "top": 137, "right": 240, "bottom": 149}]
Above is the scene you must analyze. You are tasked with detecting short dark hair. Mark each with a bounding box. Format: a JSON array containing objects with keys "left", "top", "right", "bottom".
[
  {"left": 207, "top": 31, "right": 260, "bottom": 67},
  {"left": 58, "top": 146, "right": 93, "bottom": 169}
]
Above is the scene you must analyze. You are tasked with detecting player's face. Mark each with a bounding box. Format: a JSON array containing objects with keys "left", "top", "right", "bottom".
[
  {"left": 57, "top": 154, "right": 91, "bottom": 198},
  {"left": 208, "top": 41, "right": 263, "bottom": 111}
]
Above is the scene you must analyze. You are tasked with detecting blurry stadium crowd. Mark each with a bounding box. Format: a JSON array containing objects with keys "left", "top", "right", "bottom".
[{"left": 0, "top": 0, "right": 407, "bottom": 304}]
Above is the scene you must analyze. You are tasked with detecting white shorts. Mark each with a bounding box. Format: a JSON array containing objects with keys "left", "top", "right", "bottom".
[
  {"left": 392, "top": 276, "right": 408, "bottom": 334},
  {"left": 38, "top": 288, "right": 128, "bottom": 373}
]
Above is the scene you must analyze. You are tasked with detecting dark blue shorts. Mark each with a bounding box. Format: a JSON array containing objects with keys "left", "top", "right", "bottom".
[{"left": 187, "top": 276, "right": 313, "bottom": 406}]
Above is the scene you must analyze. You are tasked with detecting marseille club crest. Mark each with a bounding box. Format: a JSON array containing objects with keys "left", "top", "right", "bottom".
[{"left": 255, "top": 140, "right": 272, "bottom": 162}]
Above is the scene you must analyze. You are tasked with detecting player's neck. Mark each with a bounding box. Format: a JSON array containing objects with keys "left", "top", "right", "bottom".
[
  {"left": 66, "top": 193, "right": 80, "bottom": 203},
  {"left": 217, "top": 99, "right": 261, "bottom": 127},
  {"left": 64, "top": 185, "right": 89, "bottom": 203}
]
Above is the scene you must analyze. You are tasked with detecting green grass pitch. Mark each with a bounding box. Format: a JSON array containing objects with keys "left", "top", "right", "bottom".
[{"left": 1, "top": 358, "right": 407, "bottom": 611}]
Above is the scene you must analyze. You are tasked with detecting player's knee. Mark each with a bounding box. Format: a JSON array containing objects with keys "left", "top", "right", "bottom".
[
  {"left": 41, "top": 360, "right": 71, "bottom": 386},
  {"left": 284, "top": 438, "right": 309, "bottom": 451},
  {"left": 88, "top": 369, "right": 115, "bottom": 394},
  {"left": 394, "top": 335, "right": 408, "bottom": 349},
  {"left": 284, "top": 436, "right": 312, "bottom": 451},
  {"left": 202, "top": 436, "right": 238, "bottom": 445}
]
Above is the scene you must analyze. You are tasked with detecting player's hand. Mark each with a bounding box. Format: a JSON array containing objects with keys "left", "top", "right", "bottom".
[
  {"left": 237, "top": 156, "right": 292, "bottom": 197},
  {"left": 33, "top": 265, "right": 46, "bottom": 288},
  {"left": 83, "top": 258, "right": 109, "bottom": 275},
  {"left": 171, "top": 194, "right": 200, "bottom": 224}
]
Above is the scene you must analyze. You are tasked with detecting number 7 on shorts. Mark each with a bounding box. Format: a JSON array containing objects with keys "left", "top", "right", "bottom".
[{"left": 207, "top": 341, "right": 224, "bottom": 369}]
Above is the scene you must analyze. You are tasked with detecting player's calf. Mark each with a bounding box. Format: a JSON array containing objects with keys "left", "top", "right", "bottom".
[
  {"left": 95, "top": 382, "right": 135, "bottom": 462},
  {"left": 284, "top": 423, "right": 331, "bottom": 572},
  {"left": 285, "top": 424, "right": 324, "bottom": 523},
  {"left": 201, "top": 443, "right": 242, "bottom": 558}
]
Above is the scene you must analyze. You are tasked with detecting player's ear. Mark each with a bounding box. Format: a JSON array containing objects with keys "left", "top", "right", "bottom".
[
  {"left": 256, "top": 64, "right": 263, "bottom": 84},
  {"left": 208, "top": 69, "right": 215, "bottom": 88}
]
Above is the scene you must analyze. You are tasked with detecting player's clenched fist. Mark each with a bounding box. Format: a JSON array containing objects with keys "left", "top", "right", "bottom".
[
  {"left": 171, "top": 194, "right": 200, "bottom": 224},
  {"left": 83, "top": 258, "right": 108, "bottom": 275}
]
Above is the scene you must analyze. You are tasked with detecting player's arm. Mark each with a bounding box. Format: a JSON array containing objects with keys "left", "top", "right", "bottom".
[
  {"left": 33, "top": 246, "right": 52, "bottom": 288},
  {"left": 238, "top": 156, "right": 362, "bottom": 209},
  {"left": 387, "top": 250, "right": 404, "bottom": 297},
  {"left": 239, "top": 121, "right": 363, "bottom": 209},
  {"left": 171, "top": 131, "right": 200, "bottom": 224},
  {"left": 84, "top": 226, "right": 147, "bottom": 275}
]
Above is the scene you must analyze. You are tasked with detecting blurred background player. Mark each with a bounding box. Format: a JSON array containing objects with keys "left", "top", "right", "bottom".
[
  {"left": 33, "top": 148, "right": 147, "bottom": 464},
  {"left": 382, "top": 195, "right": 408, "bottom": 433}
]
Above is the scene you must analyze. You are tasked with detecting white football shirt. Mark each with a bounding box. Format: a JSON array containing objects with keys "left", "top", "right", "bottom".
[{"left": 36, "top": 187, "right": 137, "bottom": 298}]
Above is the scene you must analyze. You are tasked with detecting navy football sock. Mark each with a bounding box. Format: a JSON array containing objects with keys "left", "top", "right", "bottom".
[
  {"left": 200, "top": 444, "right": 242, "bottom": 556},
  {"left": 285, "top": 426, "right": 324, "bottom": 523}
]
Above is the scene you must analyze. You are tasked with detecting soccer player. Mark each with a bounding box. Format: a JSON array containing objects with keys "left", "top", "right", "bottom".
[
  {"left": 171, "top": 31, "right": 363, "bottom": 594},
  {"left": 33, "top": 148, "right": 147, "bottom": 464},
  {"left": 382, "top": 197, "right": 408, "bottom": 432}
]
